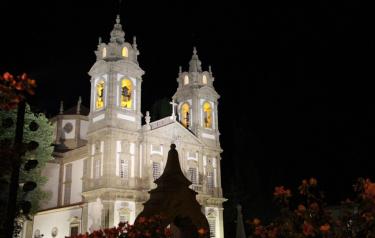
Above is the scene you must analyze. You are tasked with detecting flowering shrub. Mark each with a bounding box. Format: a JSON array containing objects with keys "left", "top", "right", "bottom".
[
  {"left": 0, "top": 72, "right": 36, "bottom": 110},
  {"left": 248, "top": 178, "right": 375, "bottom": 238},
  {"left": 67, "top": 214, "right": 208, "bottom": 238}
]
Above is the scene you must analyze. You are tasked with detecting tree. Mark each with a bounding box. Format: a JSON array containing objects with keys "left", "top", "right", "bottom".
[
  {"left": 0, "top": 105, "right": 54, "bottom": 233},
  {"left": 247, "top": 178, "right": 375, "bottom": 238},
  {"left": 0, "top": 72, "right": 52, "bottom": 237}
]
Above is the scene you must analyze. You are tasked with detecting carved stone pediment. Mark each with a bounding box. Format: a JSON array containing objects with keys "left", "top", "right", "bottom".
[{"left": 147, "top": 121, "right": 203, "bottom": 146}]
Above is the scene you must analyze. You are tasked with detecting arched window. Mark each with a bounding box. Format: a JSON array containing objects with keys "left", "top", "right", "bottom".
[
  {"left": 122, "top": 47, "right": 128, "bottom": 57},
  {"left": 34, "top": 229, "right": 41, "bottom": 238},
  {"left": 181, "top": 103, "right": 190, "bottom": 128},
  {"left": 69, "top": 216, "right": 81, "bottom": 237},
  {"left": 120, "top": 79, "right": 132, "bottom": 108},
  {"left": 102, "top": 47, "right": 107, "bottom": 58},
  {"left": 184, "top": 75, "right": 189, "bottom": 85},
  {"left": 96, "top": 80, "right": 105, "bottom": 109},
  {"left": 118, "top": 203, "right": 131, "bottom": 224},
  {"left": 202, "top": 75, "right": 207, "bottom": 84},
  {"left": 203, "top": 102, "right": 212, "bottom": 128}
]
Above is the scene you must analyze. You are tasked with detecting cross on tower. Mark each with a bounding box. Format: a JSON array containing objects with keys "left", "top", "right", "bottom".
[{"left": 169, "top": 99, "right": 178, "bottom": 121}]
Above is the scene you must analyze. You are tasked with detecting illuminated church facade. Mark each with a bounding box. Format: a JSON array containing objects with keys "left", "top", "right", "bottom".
[{"left": 26, "top": 15, "right": 225, "bottom": 238}]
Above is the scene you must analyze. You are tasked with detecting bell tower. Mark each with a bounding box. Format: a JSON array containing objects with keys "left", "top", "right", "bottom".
[
  {"left": 173, "top": 47, "right": 221, "bottom": 146},
  {"left": 82, "top": 15, "right": 145, "bottom": 231},
  {"left": 88, "top": 15, "right": 144, "bottom": 132}
]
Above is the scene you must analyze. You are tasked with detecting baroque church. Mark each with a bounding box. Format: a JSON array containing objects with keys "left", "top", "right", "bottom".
[{"left": 25, "top": 15, "right": 225, "bottom": 238}]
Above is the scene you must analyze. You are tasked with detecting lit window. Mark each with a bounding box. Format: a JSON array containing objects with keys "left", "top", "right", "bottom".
[
  {"left": 181, "top": 103, "right": 190, "bottom": 128},
  {"left": 122, "top": 47, "right": 128, "bottom": 57},
  {"left": 202, "top": 75, "right": 207, "bottom": 84},
  {"left": 96, "top": 80, "right": 105, "bottom": 109},
  {"left": 188, "top": 167, "right": 198, "bottom": 184},
  {"left": 152, "top": 162, "right": 161, "bottom": 181},
  {"left": 203, "top": 102, "right": 212, "bottom": 128},
  {"left": 120, "top": 79, "right": 132, "bottom": 108},
  {"left": 102, "top": 47, "right": 107, "bottom": 58},
  {"left": 184, "top": 75, "right": 189, "bottom": 85}
]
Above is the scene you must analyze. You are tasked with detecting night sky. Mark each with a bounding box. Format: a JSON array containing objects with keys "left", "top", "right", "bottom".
[{"left": 1, "top": 0, "right": 373, "bottom": 235}]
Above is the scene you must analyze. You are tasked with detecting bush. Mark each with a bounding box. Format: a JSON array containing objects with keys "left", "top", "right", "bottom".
[{"left": 248, "top": 178, "right": 375, "bottom": 238}]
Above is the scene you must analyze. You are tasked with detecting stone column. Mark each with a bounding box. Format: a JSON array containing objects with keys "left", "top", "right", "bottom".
[
  {"left": 217, "top": 207, "right": 225, "bottom": 238},
  {"left": 216, "top": 155, "right": 223, "bottom": 197},
  {"left": 82, "top": 203, "right": 89, "bottom": 233}
]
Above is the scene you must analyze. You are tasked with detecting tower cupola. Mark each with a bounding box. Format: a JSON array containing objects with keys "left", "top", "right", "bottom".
[
  {"left": 110, "top": 15, "right": 125, "bottom": 44},
  {"left": 94, "top": 15, "right": 139, "bottom": 63},
  {"left": 189, "top": 47, "right": 202, "bottom": 73}
]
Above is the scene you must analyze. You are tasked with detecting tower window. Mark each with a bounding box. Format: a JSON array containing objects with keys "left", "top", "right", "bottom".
[
  {"left": 122, "top": 47, "right": 128, "bottom": 57},
  {"left": 181, "top": 103, "right": 190, "bottom": 128},
  {"left": 96, "top": 80, "right": 105, "bottom": 110},
  {"left": 120, "top": 79, "right": 132, "bottom": 108},
  {"left": 152, "top": 162, "right": 161, "bottom": 181},
  {"left": 184, "top": 75, "right": 189, "bottom": 85},
  {"left": 102, "top": 47, "right": 107, "bottom": 58},
  {"left": 188, "top": 167, "right": 198, "bottom": 184},
  {"left": 207, "top": 171, "right": 214, "bottom": 190},
  {"left": 94, "top": 159, "right": 101, "bottom": 179},
  {"left": 203, "top": 102, "right": 212, "bottom": 128},
  {"left": 202, "top": 75, "right": 207, "bottom": 84},
  {"left": 119, "top": 159, "right": 129, "bottom": 179}
]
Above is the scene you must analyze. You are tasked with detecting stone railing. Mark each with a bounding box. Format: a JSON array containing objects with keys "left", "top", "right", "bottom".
[
  {"left": 191, "top": 184, "right": 203, "bottom": 192},
  {"left": 149, "top": 117, "right": 174, "bottom": 130}
]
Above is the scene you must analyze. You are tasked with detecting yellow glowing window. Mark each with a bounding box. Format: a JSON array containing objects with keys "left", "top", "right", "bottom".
[
  {"left": 121, "top": 79, "right": 132, "bottom": 108},
  {"left": 102, "top": 47, "right": 107, "bottom": 58},
  {"left": 202, "top": 75, "right": 207, "bottom": 84},
  {"left": 203, "top": 102, "right": 212, "bottom": 128},
  {"left": 122, "top": 47, "right": 128, "bottom": 57},
  {"left": 181, "top": 103, "right": 190, "bottom": 128},
  {"left": 184, "top": 75, "right": 189, "bottom": 85},
  {"left": 96, "top": 80, "right": 105, "bottom": 109}
]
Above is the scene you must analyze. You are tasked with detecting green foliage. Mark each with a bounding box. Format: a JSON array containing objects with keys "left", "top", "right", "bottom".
[{"left": 0, "top": 105, "right": 54, "bottom": 214}]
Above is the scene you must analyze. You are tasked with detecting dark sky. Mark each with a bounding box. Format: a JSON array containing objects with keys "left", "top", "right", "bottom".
[{"left": 1, "top": 0, "right": 373, "bottom": 235}]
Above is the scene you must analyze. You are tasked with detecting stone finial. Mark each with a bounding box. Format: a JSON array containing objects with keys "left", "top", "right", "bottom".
[
  {"left": 76, "top": 96, "right": 82, "bottom": 114},
  {"left": 59, "top": 101, "right": 64, "bottom": 114},
  {"left": 209, "top": 65, "right": 213, "bottom": 75},
  {"left": 98, "top": 37, "right": 102, "bottom": 45},
  {"left": 236, "top": 204, "right": 246, "bottom": 238},
  {"left": 193, "top": 47, "right": 197, "bottom": 56},
  {"left": 145, "top": 111, "right": 151, "bottom": 125},
  {"left": 178, "top": 66, "right": 182, "bottom": 75},
  {"left": 116, "top": 14, "right": 121, "bottom": 24},
  {"left": 133, "top": 36, "right": 137, "bottom": 48},
  {"left": 189, "top": 46, "right": 202, "bottom": 73}
]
